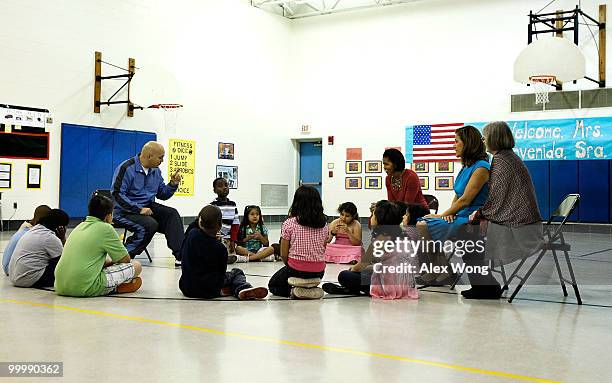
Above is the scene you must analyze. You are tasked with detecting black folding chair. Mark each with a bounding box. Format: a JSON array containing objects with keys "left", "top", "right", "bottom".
[
  {"left": 505, "top": 194, "right": 581, "bottom": 304},
  {"left": 423, "top": 194, "right": 439, "bottom": 214},
  {"left": 94, "top": 189, "right": 153, "bottom": 263}
]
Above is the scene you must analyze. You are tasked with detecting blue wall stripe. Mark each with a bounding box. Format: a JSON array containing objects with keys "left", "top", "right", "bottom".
[
  {"left": 549, "top": 160, "right": 579, "bottom": 221},
  {"left": 578, "top": 160, "right": 610, "bottom": 223},
  {"left": 525, "top": 161, "right": 550, "bottom": 220}
]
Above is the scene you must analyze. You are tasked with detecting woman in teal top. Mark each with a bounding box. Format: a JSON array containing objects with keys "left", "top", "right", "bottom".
[{"left": 416, "top": 126, "right": 490, "bottom": 285}]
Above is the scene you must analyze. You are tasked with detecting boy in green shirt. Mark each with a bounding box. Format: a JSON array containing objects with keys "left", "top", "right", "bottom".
[{"left": 54, "top": 194, "right": 142, "bottom": 297}]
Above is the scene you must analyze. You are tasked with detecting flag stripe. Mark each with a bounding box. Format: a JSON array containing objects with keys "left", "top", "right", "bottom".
[
  {"left": 415, "top": 141, "right": 455, "bottom": 146},
  {"left": 413, "top": 159, "right": 460, "bottom": 163},
  {"left": 431, "top": 123, "right": 464, "bottom": 127},
  {"left": 414, "top": 154, "right": 458, "bottom": 161},
  {"left": 431, "top": 128, "right": 459, "bottom": 133}
]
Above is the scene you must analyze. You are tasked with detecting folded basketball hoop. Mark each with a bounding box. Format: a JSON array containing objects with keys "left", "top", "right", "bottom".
[
  {"left": 149, "top": 103, "right": 183, "bottom": 134},
  {"left": 514, "top": 37, "right": 586, "bottom": 105}
]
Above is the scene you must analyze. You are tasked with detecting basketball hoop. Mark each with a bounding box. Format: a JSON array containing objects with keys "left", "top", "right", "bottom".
[
  {"left": 529, "top": 75, "right": 557, "bottom": 105},
  {"left": 514, "top": 36, "right": 586, "bottom": 105},
  {"left": 148, "top": 104, "right": 183, "bottom": 134}
]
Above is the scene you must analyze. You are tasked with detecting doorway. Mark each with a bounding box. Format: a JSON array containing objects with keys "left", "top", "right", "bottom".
[{"left": 298, "top": 141, "right": 322, "bottom": 197}]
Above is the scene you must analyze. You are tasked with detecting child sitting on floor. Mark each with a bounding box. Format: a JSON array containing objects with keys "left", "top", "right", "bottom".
[
  {"left": 235, "top": 205, "right": 276, "bottom": 262},
  {"left": 9, "top": 209, "right": 69, "bottom": 288},
  {"left": 3, "top": 205, "right": 51, "bottom": 276},
  {"left": 179, "top": 204, "right": 268, "bottom": 300},
  {"left": 268, "top": 186, "right": 328, "bottom": 299},
  {"left": 323, "top": 201, "right": 426, "bottom": 299},
  {"left": 54, "top": 193, "right": 142, "bottom": 297},
  {"left": 210, "top": 177, "right": 246, "bottom": 263},
  {"left": 324, "top": 202, "right": 363, "bottom": 264}
]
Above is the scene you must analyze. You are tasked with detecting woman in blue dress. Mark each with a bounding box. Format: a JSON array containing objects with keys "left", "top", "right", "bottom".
[{"left": 416, "top": 125, "right": 490, "bottom": 285}]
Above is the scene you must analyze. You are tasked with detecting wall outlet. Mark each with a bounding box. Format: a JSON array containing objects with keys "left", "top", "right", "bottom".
[{"left": 13, "top": 202, "right": 17, "bottom": 209}]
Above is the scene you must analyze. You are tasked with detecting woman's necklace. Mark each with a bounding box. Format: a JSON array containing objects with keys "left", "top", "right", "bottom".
[{"left": 391, "top": 171, "right": 403, "bottom": 191}]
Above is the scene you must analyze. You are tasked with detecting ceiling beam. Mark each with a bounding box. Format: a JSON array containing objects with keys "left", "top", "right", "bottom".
[{"left": 252, "top": 0, "right": 421, "bottom": 19}]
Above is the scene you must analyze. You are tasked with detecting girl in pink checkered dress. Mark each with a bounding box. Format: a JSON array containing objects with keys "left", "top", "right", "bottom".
[{"left": 268, "top": 186, "right": 328, "bottom": 299}]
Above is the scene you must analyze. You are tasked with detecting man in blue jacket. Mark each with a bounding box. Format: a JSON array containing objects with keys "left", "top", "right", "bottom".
[{"left": 111, "top": 141, "right": 184, "bottom": 266}]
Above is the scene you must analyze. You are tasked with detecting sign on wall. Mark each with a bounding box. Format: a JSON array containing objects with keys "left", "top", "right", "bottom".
[
  {"left": 406, "top": 117, "right": 612, "bottom": 162},
  {"left": 168, "top": 139, "right": 195, "bottom": 196}
]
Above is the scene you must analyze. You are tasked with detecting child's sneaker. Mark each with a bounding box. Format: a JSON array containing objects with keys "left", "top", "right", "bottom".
[
  {"left": 235, "top": 255, "right": 249, "bottom": 263},
  {"left": 322, "top": 282, "right": 352, "bottom": 295},
  {"left": 288, "top": 277, "right": 321, "bottom": 288},
  {"left": 291, "top": 287, "right": 324, "bottom": 300},
  {"left": 261, "top": 254, "right": 275, "bottom": 262},
  {"left": 116, "top": 277, "right": 142, "bottom": 294},
  {"left": 238, "top": 287, "right": 268, "bottom": 300}
]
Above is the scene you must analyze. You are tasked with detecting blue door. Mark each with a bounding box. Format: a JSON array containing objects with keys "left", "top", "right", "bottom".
[{"left": 299, "top": 141, "right": 322, "bottom": 197}]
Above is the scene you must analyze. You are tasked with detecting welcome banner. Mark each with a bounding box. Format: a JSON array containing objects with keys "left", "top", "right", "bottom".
[{"left": 406, "top": 117, "right": 612, "bottom": 162}]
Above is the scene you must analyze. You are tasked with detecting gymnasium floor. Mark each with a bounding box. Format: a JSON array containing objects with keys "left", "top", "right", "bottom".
[{"left": 1, "top": 225, "right": 611, "bottom": 383}]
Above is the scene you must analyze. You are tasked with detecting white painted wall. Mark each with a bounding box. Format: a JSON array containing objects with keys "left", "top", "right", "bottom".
[
  {"left": 1, "top": 0, "right": 611, "bottom": 222},
  {"left": 290, "top": 0, "right": 612, "bottom": 217},
  {"left": 0, "top": 0, "right": 295, "bottom": 221}
]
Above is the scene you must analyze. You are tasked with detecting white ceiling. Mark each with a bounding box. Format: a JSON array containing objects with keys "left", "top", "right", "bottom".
[{"left": 250, "top": 0, "right": 422, "bottom": 19}]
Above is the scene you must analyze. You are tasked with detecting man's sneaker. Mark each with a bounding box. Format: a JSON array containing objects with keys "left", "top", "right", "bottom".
[
  {"left": 227, "top": 255, "right": 238, "bottom": 264},
  {"left": 235, "top": 255, "right": 249, "bottom": 263},
  {"left": 291, "top": 286, "right": 324, "bottom": 300},
  {"left": 220, "top": 287, "right": 233, "bottom": 296},
  {"left": 174, "top": 260, "right": 182, "bottom": 267},
  {"left": 116, "top": 277, "right": 142, "bottom": 294},
  {"left": 288, "top": 277, "right": 321, "bottom": 288},
  {"left": 238, "top": 287, "right": 268, "bottom": 300},
  {"left": 322, "top": 282, "right": 352, "bottom": 295}
]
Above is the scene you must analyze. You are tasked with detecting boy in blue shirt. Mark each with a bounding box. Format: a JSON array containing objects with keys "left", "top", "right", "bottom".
[{"left": 179, "top": 205, "right": 267, "bottom": 300}]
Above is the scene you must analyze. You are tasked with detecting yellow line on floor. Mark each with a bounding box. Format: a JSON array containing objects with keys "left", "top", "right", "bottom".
[{"left": 1, "top": 298, "right": 559, "bottom": 383}]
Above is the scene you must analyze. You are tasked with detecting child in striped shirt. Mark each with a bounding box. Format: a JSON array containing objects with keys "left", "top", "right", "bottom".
[{"left": 210, "top": 177, "right": 248, "bottom": 263}]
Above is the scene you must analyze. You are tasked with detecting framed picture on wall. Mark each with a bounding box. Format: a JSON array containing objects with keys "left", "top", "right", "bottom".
[
  {"left": 365, "top": 176, "right": 382, "bottom": 189},
  {"left": 346, "top": 148, "right": 362, "bottom": 160},
  {"left": 26, "top": 163, "right": 42, "bottom": 189},
  {"left": 0, "top": 163, "right": 12, "bottom": 189},
  {"left": 412, "top": 162, "right": 429, "bottom": 173},
  {"left": 345, "top": 177, "right": 362, "bottom": 190},
  {"left": 365, "top": 160, "right": 382, "bottom": 173},
  {"left": 419, "top": 176, "right": 429, "bottom": 190},
  {"left": 435, "top": 176, "right": 454, "bottom": 191},
  {"left": 435, "top": 161, "right": 454, "bottom": 173},
  {"left": 216, "top": 165, "right": 238, "bottom": 189},
  {"left": 345, "top": 161, "right": 362, "bottom": 174},
  {"left": 218, "top": 142, "right": 235, "bottom": 160}
]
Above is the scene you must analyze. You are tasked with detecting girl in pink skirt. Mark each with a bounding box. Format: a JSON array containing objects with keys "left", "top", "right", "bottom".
[
  {"left": 324, "top": 202, "right": 363, "bottom": 264},
  {"left": 324, "top": 201, "right": 427, "bottom": 300}
]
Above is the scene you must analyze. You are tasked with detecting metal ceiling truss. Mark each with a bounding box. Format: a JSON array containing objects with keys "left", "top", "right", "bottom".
[{"left": 251, "top": 0, "right": 419, "bottom": 19}]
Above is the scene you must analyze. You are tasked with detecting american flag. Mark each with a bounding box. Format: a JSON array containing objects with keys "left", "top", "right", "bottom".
[{"left": 412, "top": 123, "right": 462, "bottom": 162}]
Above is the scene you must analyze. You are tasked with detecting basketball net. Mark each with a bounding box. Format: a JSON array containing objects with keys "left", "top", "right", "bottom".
[
  {"left": 529, "top": 75, "right": 556, "bottom": 105},
  {"left": 149, "top": 104, "right": 183, "bottom": 135}
]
